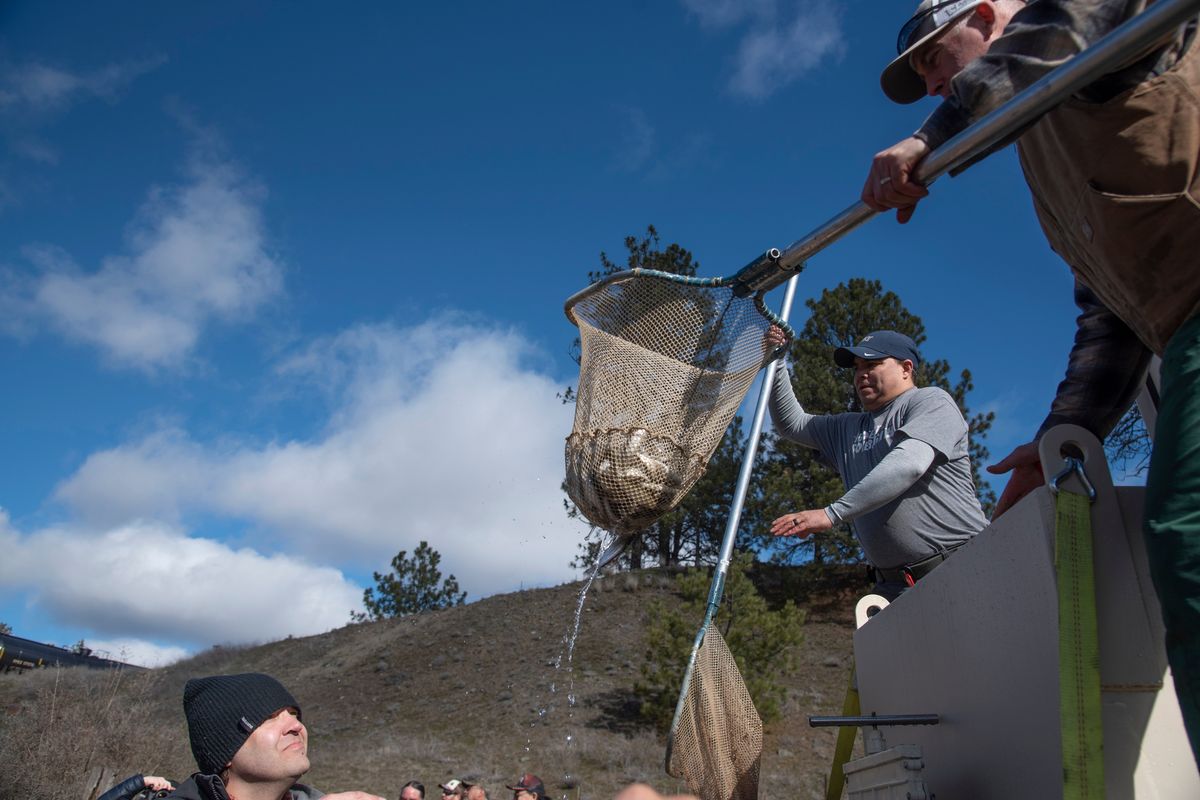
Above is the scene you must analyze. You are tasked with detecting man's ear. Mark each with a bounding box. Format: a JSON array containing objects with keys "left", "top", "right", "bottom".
[
  {"left": 973, "top": 2, "right": 997, "bottom": 30},
  {"left": 901, "top": 359, "right": 916, "bottom": 378}
]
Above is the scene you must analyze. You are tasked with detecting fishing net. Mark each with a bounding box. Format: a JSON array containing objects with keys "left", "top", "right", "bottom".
[
  {"left": 564, "top": 269, "right": 790, "bottom": 535},
  {"left": 667, "top": 621, "right": 763, "bottom": 800}
]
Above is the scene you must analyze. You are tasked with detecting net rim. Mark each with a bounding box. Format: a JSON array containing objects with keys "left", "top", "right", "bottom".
[{"left": 563, "top": 267, "right": 797, "bottom": 344}]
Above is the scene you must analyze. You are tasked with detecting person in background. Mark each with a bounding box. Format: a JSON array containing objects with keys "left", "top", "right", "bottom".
[
  {"left": 505, "top": 774, "right": 547, "bottom": 800},
  {"left": 165, "top": 672, "right": 384, "bottom": 800},
  {"left": 400, "top": 782, "right": 425, "bottom": 800}
]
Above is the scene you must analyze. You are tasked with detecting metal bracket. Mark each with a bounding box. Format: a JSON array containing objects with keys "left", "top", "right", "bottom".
[
  {"left": 729, "top": 248, "right": 786, "bottom": 296},
  {"left": 1050, "top": 456, "right": 1097, "bottom": 503}
]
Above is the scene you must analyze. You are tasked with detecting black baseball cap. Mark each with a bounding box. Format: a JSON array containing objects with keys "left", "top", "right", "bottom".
[{"left": 834, "top": 331, "right": 921, "bottom": 367}]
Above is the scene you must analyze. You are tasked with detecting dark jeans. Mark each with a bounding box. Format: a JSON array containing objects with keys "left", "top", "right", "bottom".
[{"left": 1144, "top": 312, "right": 1200, "bottom": 767}]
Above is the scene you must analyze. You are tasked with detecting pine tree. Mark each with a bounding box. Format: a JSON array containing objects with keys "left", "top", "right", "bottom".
[
  {"left": 352, "top": 541, "right": 466, "bottom": 621},
  {"left": 635, "top": 552, "right": 805, "bottom": 730}
]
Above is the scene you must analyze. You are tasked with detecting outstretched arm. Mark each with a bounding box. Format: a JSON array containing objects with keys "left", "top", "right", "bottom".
[
  {"left": 98, "top": 776, "right": 151, "bottom": 800},
  {"left": 989, "top": 282, "right": 1149, "bottom": 518},
  {"left": 772, "top": 438, "right": 936, "bottom": 537},
  {"left": 826, "top": 438, "right": 936, "bottom": 523}
]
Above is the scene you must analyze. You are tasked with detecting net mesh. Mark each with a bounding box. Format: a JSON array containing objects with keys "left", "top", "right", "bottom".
[
  {"left": 565, "top": 271, "right": 783, "bottom": 535},
  {"left": 668, "top": 622, "right": 763, "bottom": 800}
]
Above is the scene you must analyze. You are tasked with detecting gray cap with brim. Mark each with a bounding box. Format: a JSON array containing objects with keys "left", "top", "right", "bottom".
[{"left": 881, "top": 0, "right": 984, "bottom": 104}]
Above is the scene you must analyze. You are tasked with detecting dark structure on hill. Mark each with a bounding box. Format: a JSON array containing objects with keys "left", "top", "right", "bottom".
[{"left": 0, "top": 632, "right": 143, "bottom": 673}]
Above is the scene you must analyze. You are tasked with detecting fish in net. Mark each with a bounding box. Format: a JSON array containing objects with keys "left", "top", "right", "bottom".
[{"left": 564, "top": 268, "right": 791, "bottom": 537}]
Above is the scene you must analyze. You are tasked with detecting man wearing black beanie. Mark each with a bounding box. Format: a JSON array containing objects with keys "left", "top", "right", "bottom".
[{"left": 168, "top": 672, "right": 383, "bottom": 800}]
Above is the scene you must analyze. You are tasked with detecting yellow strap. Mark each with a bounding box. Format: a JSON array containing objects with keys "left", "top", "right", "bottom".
[
  {"left": 1056, "top": 488, "right": 1105, "bottom": 799},
  {"left": 825, "top": 667, "right": 860, "bottom": 800}
]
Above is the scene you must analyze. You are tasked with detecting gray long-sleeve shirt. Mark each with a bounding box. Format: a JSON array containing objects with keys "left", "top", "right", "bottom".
[{"left": 768, "top": 361, "right": 986, "bottom": 568}]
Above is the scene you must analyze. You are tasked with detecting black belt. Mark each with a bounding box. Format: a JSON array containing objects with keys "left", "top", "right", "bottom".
[{"left": 875, "top": 542, "right": 967, "bottom": 586}]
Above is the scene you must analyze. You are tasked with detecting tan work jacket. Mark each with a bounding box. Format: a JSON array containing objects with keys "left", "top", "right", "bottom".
[{"left": 1017, "top": 31, "right": 1200, "bottom": 356}]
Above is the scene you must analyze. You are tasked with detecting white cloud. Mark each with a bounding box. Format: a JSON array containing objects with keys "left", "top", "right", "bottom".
[
  {"left": 608, "top": 106, "right": 714, "bottom": 181},
  {"left": 57, "top": 316, "right": 590, "bottom": 601},
  {"left": 681, "top": 0, "right": 844, "bottom": 99},
  {"left": 0, "top": 58, "right": 165, "bottom": 173},
  {"left": 0, "top": 58, "right": 164, "bottom": 115},
  {"left": 87, "top": 638, "right": 190, "bottom": 669},
  {"left": 0, "top": 518, "right": 363, "bottom": 650},
  {"left": 6, "top": 143, "right": 283, "bottom": 369},
  {"left": 730, "top": 2, "right": 843, "bottom": 99},
  {"left": 682, "top": 0, "right": 777, "bottom": 28}
]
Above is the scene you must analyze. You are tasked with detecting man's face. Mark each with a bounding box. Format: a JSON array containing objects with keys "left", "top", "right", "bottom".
[
  {"left": 467, "top": 787, "right": 486, "bottom": 800},
  {"left": 911, "top": 13, "right": 993, "bottom": 98},
  {"left": 402, "top": 789, "right": 423, "bottom": 800},
  {"left": 226, "top": 707, "right": 309, "bottom": 783},
  {"left": 853, "top": 357, "right": 913, "bottom": 411},
  {"left": 443, "top": 788, "right": 462, "bottom": 800}
]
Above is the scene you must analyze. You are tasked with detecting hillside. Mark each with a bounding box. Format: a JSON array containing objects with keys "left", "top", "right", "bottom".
[{"left": 0, "top": 566, "right": 862, "bottom": 800}]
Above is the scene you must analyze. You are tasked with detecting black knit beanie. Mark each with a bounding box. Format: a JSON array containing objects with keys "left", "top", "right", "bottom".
[{"left": 183, "top": 673, "right": 301, "bottom": 775}]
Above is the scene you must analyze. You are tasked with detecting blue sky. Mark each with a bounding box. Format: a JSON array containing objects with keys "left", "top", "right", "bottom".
[{"left": 0, "top": 1, "right": 1098, "bottom": 666}]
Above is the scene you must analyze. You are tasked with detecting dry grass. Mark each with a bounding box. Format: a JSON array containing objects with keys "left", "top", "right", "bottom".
[
  {"left": 0, "top": 666, "right": 188, "bottom": 800},
  {"left": 0, "top": 567, "right": 858, "bottom": 800}
]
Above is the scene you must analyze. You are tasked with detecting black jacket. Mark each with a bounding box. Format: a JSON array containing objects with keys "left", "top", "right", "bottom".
[
  {"left": 98, "top": 775, "right": 171, "bottom": 800},
  {"left": 166, "top": 773, "right": 323, "bottom": 800}
]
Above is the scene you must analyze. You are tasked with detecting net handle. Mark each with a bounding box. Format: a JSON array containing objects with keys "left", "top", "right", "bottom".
[{"left": 666, "top": 271, "right": 801, "bottom": 768}]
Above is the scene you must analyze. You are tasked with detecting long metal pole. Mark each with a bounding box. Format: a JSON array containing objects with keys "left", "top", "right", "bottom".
[
  {"left": 732, "top": 0, "right": 1200, "bottom": 295},
  {"left": 665, "top": 273, "right": 801, "bottom": 769},
  {"left": 704, "top": 273, "right": 801, "bottom": 622}
]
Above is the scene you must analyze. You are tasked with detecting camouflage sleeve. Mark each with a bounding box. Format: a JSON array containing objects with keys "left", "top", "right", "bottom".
[{"left": 1036, "top": 280, "right": 1151, "bottom": 440}]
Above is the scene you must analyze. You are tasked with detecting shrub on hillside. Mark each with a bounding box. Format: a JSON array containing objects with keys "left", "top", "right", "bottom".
[
  {"left": 634, "top": 553, "right": 805, "bottom": 731},
  {"left": 0, "top": 667, "right": 182, "bottom": 800}
]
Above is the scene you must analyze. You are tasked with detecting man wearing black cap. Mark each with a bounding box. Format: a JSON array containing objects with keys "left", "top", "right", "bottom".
[
  {"left": 169, "top": 672, "right": 384, "bottom": 800},
  {"left": 859, "top": 0, "right": 1200, "bottom": 765},
  {"left": 766, "top": 327, "right": 986, "bottom": 599}
]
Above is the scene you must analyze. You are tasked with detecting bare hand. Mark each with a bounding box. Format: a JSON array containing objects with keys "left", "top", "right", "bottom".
[
  {"left": 861, "top": 136, "right": 931, "bottom": 224},
  {"left": 987, "top": 441, "right": 1043, "bottom": 519},
  {"left": 143, "top": 777, "right": 174, "bottom": 792},
  {"left": 765, "top": 324, "right": 788, "bottom": 349},
  {"left": 614, "top": 783, "right": 698, "bottom": 800},
  {"left": 771, "top": 509, "right": 834, "bottom": 538}
]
